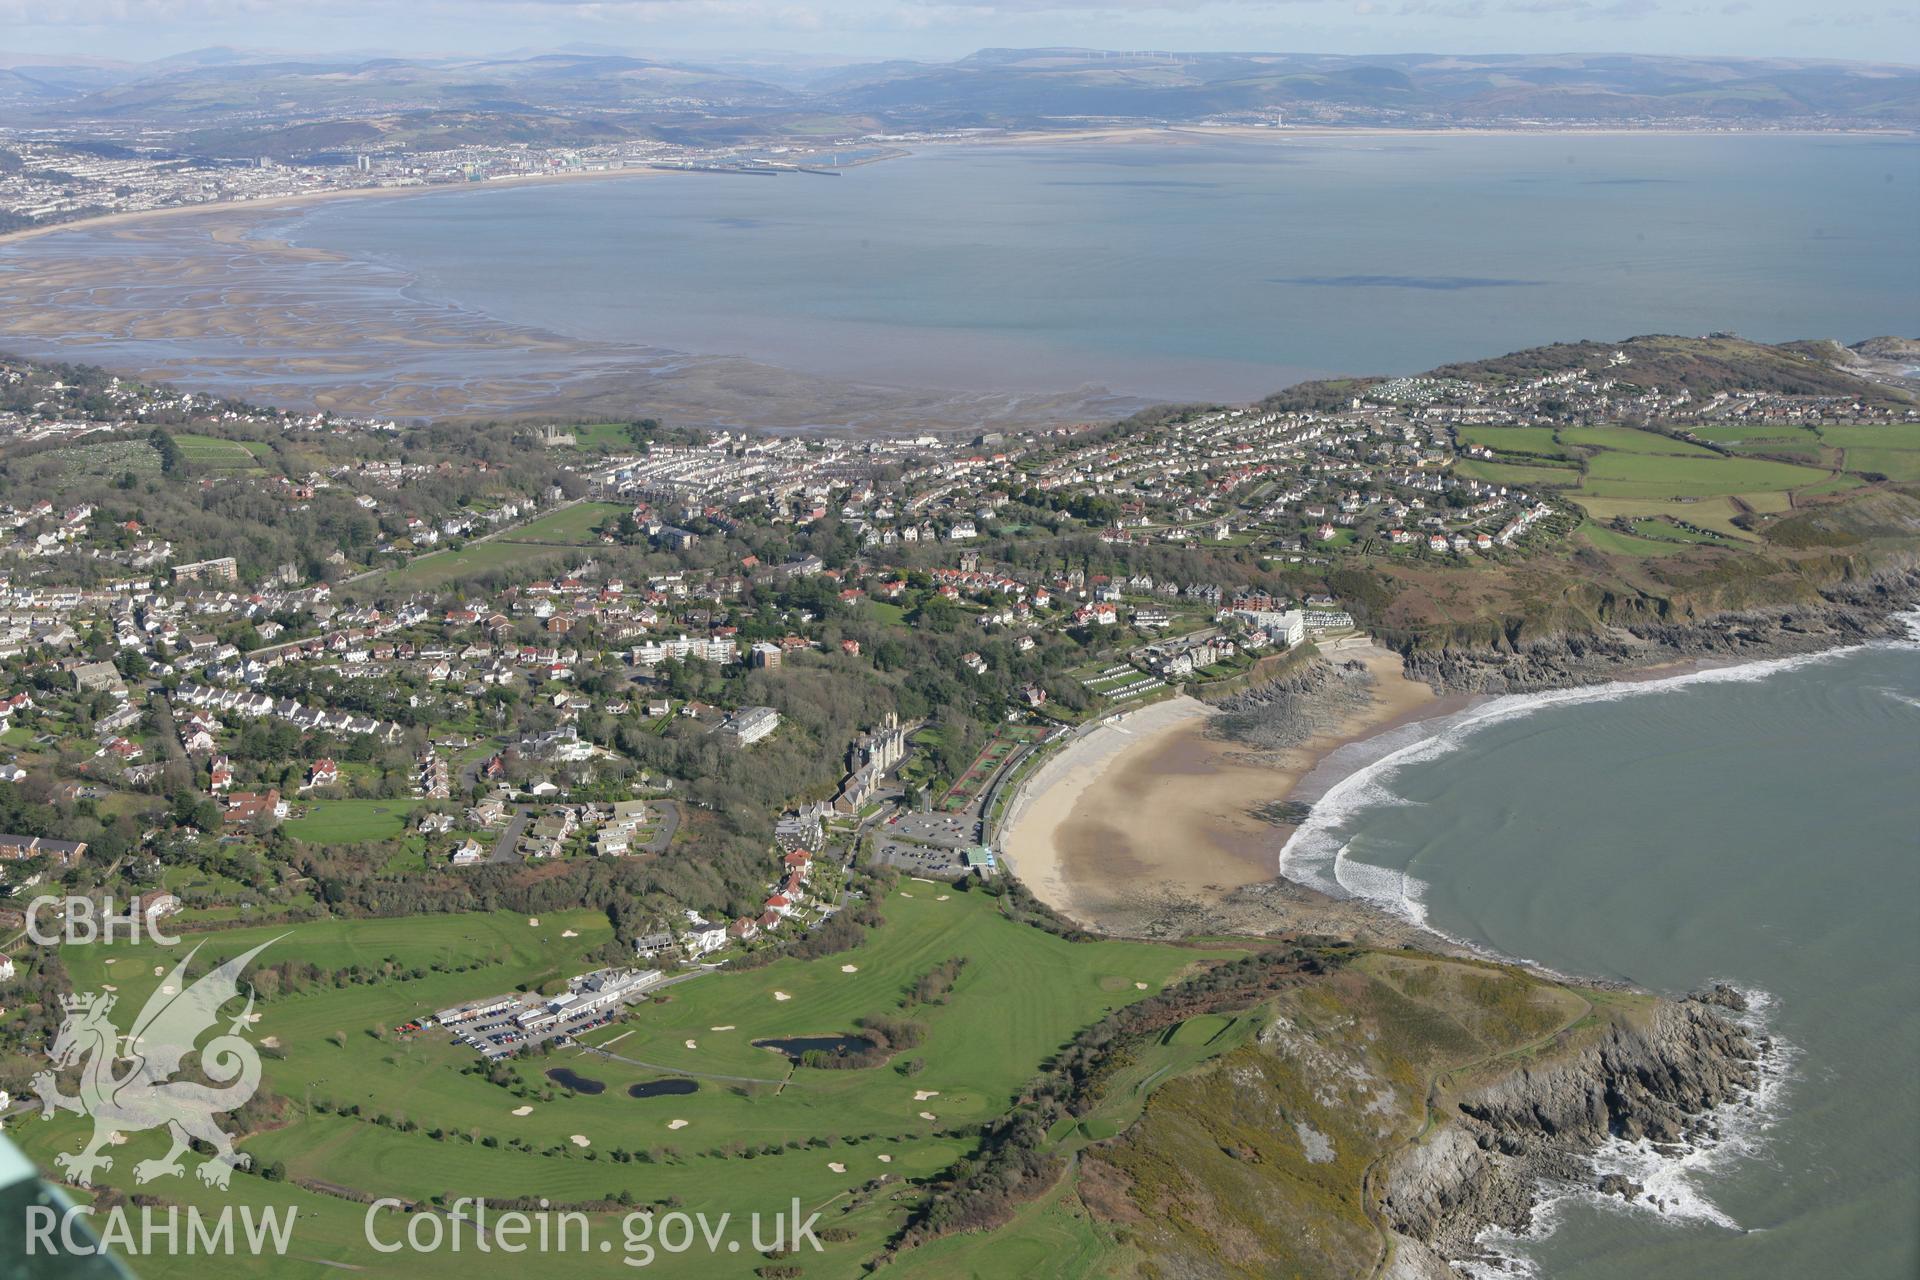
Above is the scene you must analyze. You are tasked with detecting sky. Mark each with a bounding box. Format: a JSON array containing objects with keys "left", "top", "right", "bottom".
[{"left": 0, "top": 0, "right": 1913, "bottom": 68}]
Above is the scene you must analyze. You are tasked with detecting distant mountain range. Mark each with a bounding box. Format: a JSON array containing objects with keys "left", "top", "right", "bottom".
[{"left": 2, "top": 47, "right": 1915, "bottom": 154}]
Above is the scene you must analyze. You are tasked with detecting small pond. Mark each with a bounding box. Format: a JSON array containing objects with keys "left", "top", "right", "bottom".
[
  {"left": 628, "top": 1078, "right": 700, "bottom": 1099},
  {"left": 752, "top": 1035, "right": 878, "bottom": 1062},
  {"left": 545, "top": 1067, "right": 607, "bottom": 1094}
]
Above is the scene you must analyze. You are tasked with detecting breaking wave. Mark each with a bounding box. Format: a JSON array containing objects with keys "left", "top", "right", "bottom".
[
  {"left": 1279, "top": 629, "right": 1916, "bottom": 920},
  {"left": 1273, "top": 627, "right": 1920, "bottom": 1274},
  {"left": 1466, "top": 984, "right": 1797, "bottom": 1275}
]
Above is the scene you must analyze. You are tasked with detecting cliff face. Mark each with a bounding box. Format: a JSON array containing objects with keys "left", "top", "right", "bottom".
[
  {"left": 1400, "top": 569, "right": 1918, "bottom": 694},
  {"left": 1383, "top": 992, "right": 1762, "bottom": 1268},
  {"left": 1084, "top": 958, "right": 1764, "bottom": 1280}
]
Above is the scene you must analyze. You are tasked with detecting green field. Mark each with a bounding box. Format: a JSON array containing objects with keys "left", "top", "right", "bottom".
[
  {"left": 282, "top": 798, "right": 420, "bottom": 845},
  {"left": 1454, "top": 425, "right": 1568, "bottom": 458},
  {"left": 1815, "top": 422, "right": 1920, "bottom": 451},
  {"left": 19, "top": 891, "right": 1240, "bottom": 1278},
  {"left": 1691, "top": 424, "right": 1822, "bottom": 446},
  {"left": 1836, "top": 447, "right": 1920, "bottom": 483},
  {"left": 381, "top": 539, "right": 577, "bottom": 589},
  {"left": 1578, "top": 522, "right": 1692, "bottom": 556},
  {"left": 1558, "top": 426, "right": 1719, "bottom": 456},
  {"left": 1574, "top": 451, "right": 1829, "bottom": 498},
  {"left": 1571, "top": 495, "right": 1756, "bottom": 539},
  {"left": 497, "top": 502, "right": 627, "bottom": 545},
  {"left": 174, "top": 433, "right": 270, "bottom": 468},
  {"left": 1454, "top": 458, "right": 1580, "bottom": 487},
  {"left": 1629, "top": 518, "right": 1722, "bottom": 544},
  {"left": 568, "top": 422, "right": 644, "bottom": 450}
]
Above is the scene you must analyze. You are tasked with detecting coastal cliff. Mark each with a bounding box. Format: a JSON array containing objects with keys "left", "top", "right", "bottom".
[
  {"left": 1381, "top": 989, "right": 1763, "bottom": 1275},
  {"left": 1398, "top": 569, "right": 1919, "bottom": 694},
  {"left": 1079, "top": 955, "right": 1765, "bottom": 1280}
]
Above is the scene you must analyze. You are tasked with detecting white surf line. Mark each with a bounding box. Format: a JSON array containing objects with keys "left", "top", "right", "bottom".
[{"left": 1283, "top": 631, "right": 1916, "bottom": 920}]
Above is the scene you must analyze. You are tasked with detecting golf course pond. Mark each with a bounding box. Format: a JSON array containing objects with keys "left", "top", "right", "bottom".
[{"left": 753, "top": 1035, "right": 878, "bottom": 1062}]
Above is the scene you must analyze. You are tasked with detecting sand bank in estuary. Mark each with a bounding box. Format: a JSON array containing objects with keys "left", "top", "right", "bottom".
[{"left": 1000, "top": 640, "right": 1441, "bottom": 936}]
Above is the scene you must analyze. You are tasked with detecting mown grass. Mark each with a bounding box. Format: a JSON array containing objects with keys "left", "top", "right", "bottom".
[
  {"left": 1559, "top": 426, "right": 1719, "bottom": 457},
  {"left": 381, "top": 539, "right": 576, "bottom": 589},
  {"left": 1575, "top": 450, "right": 1829, "bottom": 497},
  {"left": 175, "top": 433, "right": 270, "bottom": 468},
  {"left": 1453, "top": 425, "right": 1569, "bottom": 458},
  {"left": 497, "top": 502, "right": 627, "bottom": 545},
  {"left": 21, "top": 891, "right": 1236, "bottom": 1278},
  {"left": 1454, "top": 458, "right": 1580, "bottom": 488},
  {"left": 1578, "top": 522, "right": 1692, "bottom": 557},
  {"left": 1840, "top": 448, "right": 1920, "bottom": 483},
  {"left": 282, "top": 798, "right": 420, "bottom": 845}
]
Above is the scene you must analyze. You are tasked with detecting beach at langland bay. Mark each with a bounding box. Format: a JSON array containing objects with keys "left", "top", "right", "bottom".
[
  {"left": 997, "top": 608, "right": 1920, "bottom": 1279},
  {"left": 998, "top": 635, "right": 1445, "bottom": 939}
]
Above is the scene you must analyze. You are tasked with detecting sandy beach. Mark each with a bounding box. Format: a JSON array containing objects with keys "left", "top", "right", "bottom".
[{"left": 1000, "top": 638, "right": 1442, "bottom": 933}]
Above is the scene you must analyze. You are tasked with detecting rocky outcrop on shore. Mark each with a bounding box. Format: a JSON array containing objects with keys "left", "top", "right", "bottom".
[
  {"left": 1206, "top": 658, "right": 1378, "bottom": 750},
  {"left": 1381, "top": 990, "right": 1764, "bottom": 1274}
]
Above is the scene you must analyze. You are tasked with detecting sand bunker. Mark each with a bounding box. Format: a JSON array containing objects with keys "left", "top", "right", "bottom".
[
  {"left": 913, "top": 1091, "right": 940, "bottom": 1101},
  {"left": 667, "top": 1119, "right": 689, "bottom": 1130},
  {"left": 773, "top": 991, "right": 791, "bottom": 1001},
  {"left": 709, "top": 1025, "right": 735, "bottom": 1031},
  {"left": 840, "top": 964, "right": 859, "bottom": 973},
  {"left": 512, "top": 1106, "right": 533, "bottom": 1117},
  {"left": 1135, "top": 982, "right": 1149, "bottom": 990},
  {"left": 911, "top": 877, "right": 939, "bottom": 885},
  {"left": 918, "top": 1111, "right": 938, "bottom": 1121},
  {"left": 877, "top": 1154, "right": 893, "bottom": 1163},
  {"left": 900, "top": 892, "right": 914, "bottom": 898},
  {"left": 570, "top": 1134, "right": 590, "bottom": 1147},
  {"left": 528, "top": 917, "right": 540, "bottom": 927},
  {"left": 827, "top": 1162, "right": 846, "bottom": 1173},
  {"left": 936, "top": 895, "right": 950, "bottom": 902},
  {"left": 561, "top": 929, "right": 578, "bottom": 938},
  {"left": 261, "top": 1036, "right": 281, "bottom": 1049},
  {"left": 684, "top": 1039, "right": 698, "bottom": 1049},
  {"left": 152, "top": 966, "right": 163, "bottom": 975}
]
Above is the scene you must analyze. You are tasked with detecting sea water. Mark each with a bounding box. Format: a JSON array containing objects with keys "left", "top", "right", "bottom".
[
  {"left": 282, "top": 131, "right": 1918, "bottom": 404},
  {"left": 1282, "top": 627, "right": 1920, "bottom": 1277}
]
